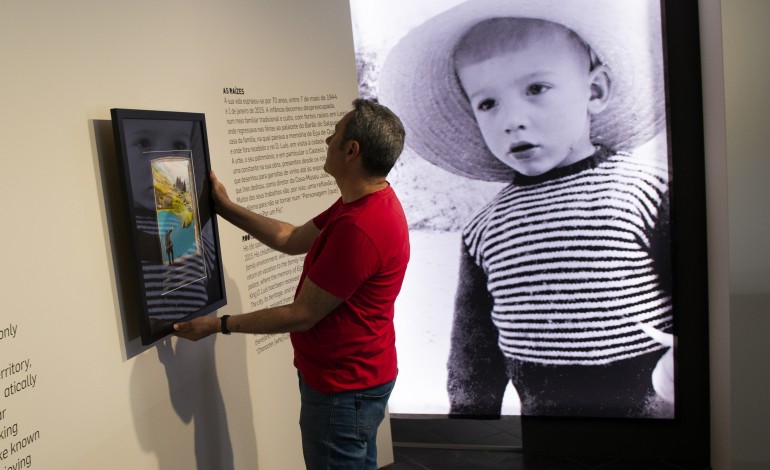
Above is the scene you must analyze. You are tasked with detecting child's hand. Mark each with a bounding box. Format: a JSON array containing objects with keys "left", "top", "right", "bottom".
[
  {"left": 651, "top": 347, "right": 674, "bottom": 403},
  {"left": 637, "top": 323, "right": 675, "bottom": 403}
]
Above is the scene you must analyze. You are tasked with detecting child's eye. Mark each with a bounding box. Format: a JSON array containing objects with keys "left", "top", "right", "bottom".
[
  {"left": 527, "top": 84, "right": 550, "bottom": 96},
  {"left": 133, "top": 137, "right": 152, "bottom": 150},
  {"left": 476, "top": 99, "right": 496, "bottom": 111},
  {"left": 172, "top": 140, "right": 189, "bottom": 150}
]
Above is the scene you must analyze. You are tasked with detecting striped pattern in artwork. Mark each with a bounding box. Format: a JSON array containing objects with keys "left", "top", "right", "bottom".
[{"left": 462, "top": 151, "right": 672, "bottom": 365}]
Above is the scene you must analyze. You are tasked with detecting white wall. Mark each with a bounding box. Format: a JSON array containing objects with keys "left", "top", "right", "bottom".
[
  {"left": 721, "top": 0, "right": 770, "bottom": 468},
  {"left": 0, "top": 1, "right": 392, "bottom": 469},
  {"left": 701, "top": 0, "right": 770, "bottom": 468},
  {"left": 699, "top": 1, "right": 732, "bottom": 469},
  {"left": 723, "top": 0, "right": 770, "bottom": 294}
]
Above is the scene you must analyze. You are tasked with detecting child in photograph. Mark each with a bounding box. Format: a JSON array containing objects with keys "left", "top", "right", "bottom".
[{"left": 379, "top": 0, "right": 674, "bottom": 418}]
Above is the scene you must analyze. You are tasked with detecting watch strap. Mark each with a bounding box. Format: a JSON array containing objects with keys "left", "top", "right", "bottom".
[{"left": 220, "top": 315, "right": 232, "bottom": 335}]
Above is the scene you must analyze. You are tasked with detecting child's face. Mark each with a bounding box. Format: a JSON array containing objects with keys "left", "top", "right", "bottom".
[
  {"left": 457, "top": 32, "right": 609, "bottom": 177},
  {"left": 124, "top": 120, "right": 194, "bottom": 211}
]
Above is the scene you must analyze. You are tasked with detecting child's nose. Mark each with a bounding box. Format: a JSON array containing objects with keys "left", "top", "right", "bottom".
[
  {"left": 502, "top": 101, "right": 528, "bottom": 132},
  {"left": 503, "top": 116, "right": 527, "bottom": 133}
]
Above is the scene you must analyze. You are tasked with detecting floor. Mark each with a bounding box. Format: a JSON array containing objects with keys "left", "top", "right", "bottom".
[{"left": 385, "top": 417, "right": 711, "bottom": 470}]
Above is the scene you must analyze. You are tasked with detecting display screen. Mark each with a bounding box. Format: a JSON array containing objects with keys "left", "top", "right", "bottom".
[{"left": 350, "top": 0, "right": 675, "bottom": 419}]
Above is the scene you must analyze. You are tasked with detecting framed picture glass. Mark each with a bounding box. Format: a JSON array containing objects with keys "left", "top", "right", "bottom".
[{"left": 111, "top": 108, "right": 226, "bottom": 345}]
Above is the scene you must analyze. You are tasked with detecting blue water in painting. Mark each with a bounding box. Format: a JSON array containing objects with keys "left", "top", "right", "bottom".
[{"left": 157, "top": 210, "right": 198, "bottom": 263}]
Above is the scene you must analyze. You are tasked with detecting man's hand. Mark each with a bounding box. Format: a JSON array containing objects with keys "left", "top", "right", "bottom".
[
  {"left": 173, "top": 315, "right": 219, "bottom": 341},
  {"left": 210, "top": 170, "right": 231, "bottom": 208}
]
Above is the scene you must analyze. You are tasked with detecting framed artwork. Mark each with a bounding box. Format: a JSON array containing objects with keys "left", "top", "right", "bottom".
[
  {"left": 350, "top": 0, "right": 707, "bottom": 423},
  {"left": 111, "top": 108, "right": 226, "bottom": 345}
]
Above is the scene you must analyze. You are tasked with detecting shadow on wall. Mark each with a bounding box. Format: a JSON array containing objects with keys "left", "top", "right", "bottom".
[
  {"left": 91, "top": 119, "right": 146, "bottom": 360},
  {"left": 126, "top": 334, "right": 231, "bottom": 469},
  {"left": 157, "top": 336, "right": 234, "bottom": 469},
  {"left": 92, "top": 119, "right": 258, "bottom": 467},
  {"left": 128, "top": 276, "right": 258, "bottom": 469}
]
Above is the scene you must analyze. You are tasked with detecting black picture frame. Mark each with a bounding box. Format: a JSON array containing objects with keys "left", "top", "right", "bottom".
[{"left": 110, "top": 108, "right": 227, "bottom": 345}]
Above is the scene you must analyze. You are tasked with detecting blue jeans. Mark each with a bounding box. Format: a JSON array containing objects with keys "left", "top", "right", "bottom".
[{"left": 298, "top": 373, "right": 395, "bottom": 470}]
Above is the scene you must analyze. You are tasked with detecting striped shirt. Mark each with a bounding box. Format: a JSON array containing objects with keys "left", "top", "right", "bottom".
[{"left": 462, "top": 150, "right": 672, "bottom": 366}]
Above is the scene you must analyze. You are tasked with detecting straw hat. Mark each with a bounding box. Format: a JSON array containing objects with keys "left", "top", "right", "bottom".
[{"left": 378, "top": 0, "right": 666, "bottom": 182}]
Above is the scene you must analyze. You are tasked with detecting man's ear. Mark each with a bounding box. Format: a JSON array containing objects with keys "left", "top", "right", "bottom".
[
  {"left": 344, "top": 140, "right": 361, "bottom": 162},
  {"left": 587, "top": 64, "right": 612, "bottom": 115}
]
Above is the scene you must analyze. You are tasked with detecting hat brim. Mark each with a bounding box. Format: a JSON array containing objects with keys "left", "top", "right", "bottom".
[{"left": 379, "top": 0, "right": 666, "bottom": 182}]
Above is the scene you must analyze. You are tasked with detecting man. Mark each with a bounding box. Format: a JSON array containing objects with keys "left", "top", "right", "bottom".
[
  {"left": 164, "top": 228, "right": 174, "bottom": 264},
  {"left": 173, "top": 98, "right": 410, "bottom": 469}
]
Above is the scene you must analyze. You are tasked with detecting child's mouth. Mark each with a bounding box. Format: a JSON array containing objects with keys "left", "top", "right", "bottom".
[{"left": 509, "top": 143, "right": 537, "bottom": 159}]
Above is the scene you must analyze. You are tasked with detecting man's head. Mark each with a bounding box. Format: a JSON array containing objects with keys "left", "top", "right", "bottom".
[
  {"left": 337, "top": 99, "right": 405, "bottom": 178},
  {"left": 454, "top": 18, "right": 612, "bottom": 176}
]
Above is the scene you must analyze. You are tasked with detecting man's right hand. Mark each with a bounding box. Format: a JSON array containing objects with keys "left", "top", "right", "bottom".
[
  {"left": 210, "top": 170, "right": 231, "bottom": 209},
  {"left": 208, "top": 169, "right": 319, "bottom": 255}
]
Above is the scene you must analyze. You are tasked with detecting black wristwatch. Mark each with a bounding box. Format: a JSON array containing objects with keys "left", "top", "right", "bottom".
[{"left": 220, "top": 315, "right": 232, "bottom": 335}]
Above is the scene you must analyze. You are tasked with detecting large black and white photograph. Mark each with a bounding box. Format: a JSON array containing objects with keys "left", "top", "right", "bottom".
[
  {"left": 350, "top": 0, "right": 675, "bottom": 419},
  {"left": 111, "top": 109, "right": 227, "bottom": 345}
]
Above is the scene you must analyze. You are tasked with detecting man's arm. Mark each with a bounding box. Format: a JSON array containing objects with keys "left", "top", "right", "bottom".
[
  {"left": 173, "top": 277, "right": 342, "bottom": 341},
  {"left": 211, "top": 171, "right": 319, "bottom": 255}
]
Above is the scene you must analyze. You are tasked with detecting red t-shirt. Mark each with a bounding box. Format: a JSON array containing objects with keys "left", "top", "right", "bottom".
[{"left": 290, "top": 185, "right": 410, "bottom": 393}]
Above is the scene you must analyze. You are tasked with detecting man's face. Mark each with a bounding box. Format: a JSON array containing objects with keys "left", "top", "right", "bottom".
[
  {"left": 323, "top": 111, "right": 354, "bottom": 177},
  {"left": 457, "top": 34, "right": 598, "bottom": 177}
]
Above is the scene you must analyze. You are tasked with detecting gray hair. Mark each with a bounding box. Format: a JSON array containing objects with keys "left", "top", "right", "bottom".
[{"left": 342, "top": 98, "right": 406, "bottom": 177}]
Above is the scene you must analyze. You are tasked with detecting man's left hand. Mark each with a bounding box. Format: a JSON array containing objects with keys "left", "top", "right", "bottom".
[{"left": 173, "top": 315, "right": 219, "bottom": 341}]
